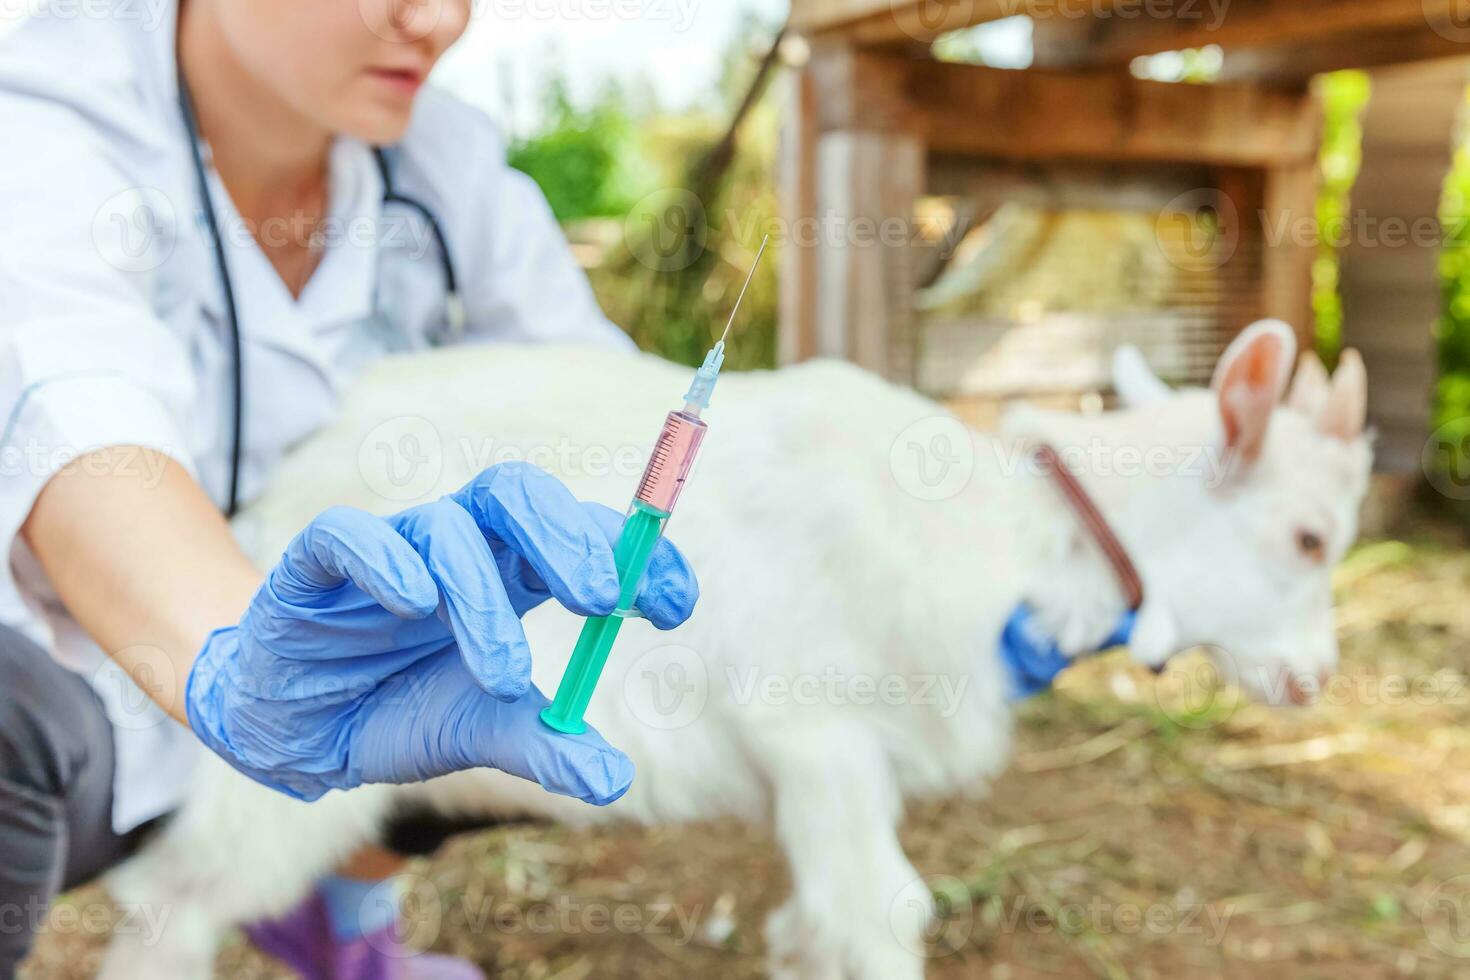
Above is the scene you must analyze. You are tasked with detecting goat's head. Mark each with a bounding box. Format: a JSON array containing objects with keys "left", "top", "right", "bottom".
[{"left": 1107, "top": 320, "right": 1373, "bottom": 705}]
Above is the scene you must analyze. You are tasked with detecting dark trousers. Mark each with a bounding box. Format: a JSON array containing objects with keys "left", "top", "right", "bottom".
[
  {"left": 0, "top": 627, "right": 148, "bottom": 977},
  {"left": 0, "top": 627, "right": 505, "bottom": 978}
]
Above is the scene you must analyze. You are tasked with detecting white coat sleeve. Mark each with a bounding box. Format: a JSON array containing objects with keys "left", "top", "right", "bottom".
[
  {"left": 428, "top": 98, "right": 635, "bottom": 352},
  {"left": 0, "top": 87, "right": 199, "bottom": 595}
]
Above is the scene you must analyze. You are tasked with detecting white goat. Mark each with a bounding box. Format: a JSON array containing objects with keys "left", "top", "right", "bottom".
[{"left": 100, "top": 320, "right": 1371, "bottom": 980}]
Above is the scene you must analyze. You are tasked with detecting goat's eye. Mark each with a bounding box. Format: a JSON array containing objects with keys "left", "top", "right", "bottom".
[{"left": 1297, "top": 530, "right": 1326, "bottom": 561}]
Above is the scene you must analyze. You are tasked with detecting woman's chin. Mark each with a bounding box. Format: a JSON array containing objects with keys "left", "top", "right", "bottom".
[{"left": 336, "top": 102, "right": 416, "bottom": 147}]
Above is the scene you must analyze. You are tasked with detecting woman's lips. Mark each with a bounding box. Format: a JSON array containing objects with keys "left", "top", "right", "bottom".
[{"left": 368, "top": 68, "right": 425, "bottom": 97}]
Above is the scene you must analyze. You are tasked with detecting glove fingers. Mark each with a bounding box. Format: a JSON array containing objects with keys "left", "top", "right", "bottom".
[
  {"left": 453, "top": 463, "right": 619, "bottom": 616},
  {"left": 580, "top": 503, "right": 699, "bottom": 629},
  {"left": 273, "top": 506, "right": 438, "bottom": 619},
  {"left": 465, "top": 685, "right": 635, "bottom": 806},
  {"left": 394, "top": 500, "right": 533, "bottom": 702}
]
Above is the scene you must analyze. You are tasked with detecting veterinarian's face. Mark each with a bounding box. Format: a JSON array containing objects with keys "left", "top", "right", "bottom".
[{"left": 208, "top": 0, "right": 471, "bottom": 143}]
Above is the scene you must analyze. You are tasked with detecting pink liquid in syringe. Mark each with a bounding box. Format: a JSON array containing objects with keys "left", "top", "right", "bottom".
[{"left": 634, "top": 411, "right": 708, "bottom": 514}]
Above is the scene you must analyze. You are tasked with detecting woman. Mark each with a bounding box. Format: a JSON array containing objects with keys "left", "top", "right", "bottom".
[{"left": 0, "top": 1, "right": 699, "bottom": 976}]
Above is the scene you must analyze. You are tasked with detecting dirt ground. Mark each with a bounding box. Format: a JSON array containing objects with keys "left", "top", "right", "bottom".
[{"left": 23, "top": 513, "right": 1470, "bottom": 980}]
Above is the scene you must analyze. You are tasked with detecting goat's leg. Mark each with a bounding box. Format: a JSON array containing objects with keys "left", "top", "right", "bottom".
[
  {"left": 94, "top": 898, "right": 220, "bottom": 980},
  {"left": 754, "top": 721, "right": 932, "bottom": 980},
  {"left": 98, "top": 755, "right": 395, "bottom": 980}
]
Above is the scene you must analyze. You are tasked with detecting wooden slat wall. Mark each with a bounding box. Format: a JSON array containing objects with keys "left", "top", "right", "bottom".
[
  {"left": 782, "top": 0, "right": 1462, "bottom": 449},
  {"left": 1339, "top": 58, "right": 1469, "bottom": 472},
  {"left": 777, "top": 45, "right": 1321, "bottom": 380}
]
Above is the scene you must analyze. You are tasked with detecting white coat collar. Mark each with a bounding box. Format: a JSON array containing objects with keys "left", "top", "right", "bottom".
[
  {"left": 155, "top": 0, "right": 383, "bottom": 369},
  {"left": 190, "top": 136, "right": 385, "bottom": 372}
]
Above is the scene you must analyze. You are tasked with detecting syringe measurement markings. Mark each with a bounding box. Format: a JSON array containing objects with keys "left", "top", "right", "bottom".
[{"left": 638, "top": 428, "right": 678, "bottom": 500}]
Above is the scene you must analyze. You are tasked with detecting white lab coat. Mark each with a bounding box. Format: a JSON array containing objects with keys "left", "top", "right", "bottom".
[{"left": 0, "top": 2, "right": 633, "bottom": 832}]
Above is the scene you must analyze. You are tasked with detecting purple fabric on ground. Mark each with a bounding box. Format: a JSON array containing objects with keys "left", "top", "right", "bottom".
[{"left": 244, "top": 888, "right": 485, "bottom": 980}]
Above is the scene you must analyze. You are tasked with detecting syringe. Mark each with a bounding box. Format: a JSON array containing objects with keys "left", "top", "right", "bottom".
[{"left": 540, "top": 236, "right": 769, "bottom": 735}]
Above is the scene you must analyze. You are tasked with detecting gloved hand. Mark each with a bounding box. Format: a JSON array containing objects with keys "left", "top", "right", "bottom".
[{"left": 186, "top": 462, "right": 698, "bottom": 805}]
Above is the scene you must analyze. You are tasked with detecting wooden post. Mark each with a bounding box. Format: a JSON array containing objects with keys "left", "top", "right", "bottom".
[
  {"left": 777, "top": 63, "right": 820, "bottom": 365},
  {"left": 777, "top": 43, "right": 925, "bottom": 382},
  {"left": 1261, "top": 158, "right": 1322, "bottom": 351},
  {"left": 1339, "top": 58, "right": 1470, "bottom": 472},
  {"left": 811, "top": 129, "right": 924, "bottom": 379},
  {"left": 1209, "top": 91, "right": 1321, "bottom": 355}
]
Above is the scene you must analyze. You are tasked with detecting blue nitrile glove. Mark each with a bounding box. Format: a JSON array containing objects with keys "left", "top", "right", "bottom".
[
  {"left": 999, "top": 603, "right": 1137, "bottom": 701},
  {"left": 185, "top": 462, "right": 698, "bottom": 805}
]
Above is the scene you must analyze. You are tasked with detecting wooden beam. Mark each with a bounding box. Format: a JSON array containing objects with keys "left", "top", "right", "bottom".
[
  {"left": 795, "top": 0, "right": 1467, "bottom": 77},
  {"left": 927, "top": 155, "right": 1216, "bottom": 209},
  {"left": 1217, "top": 26, "right": 1470, "bottom": 83},
  {"left": 790, "top": 0, "right": 1011, "bottom": 43},
  {"left": 863, "top": 59, "right": 1321, "bottom": 166},
  {"left": 1030, "top": 0, "right": 1459, "bottom": 71},
  {"left": 789, "top": 0, "right": 894, "bottom": 34}
]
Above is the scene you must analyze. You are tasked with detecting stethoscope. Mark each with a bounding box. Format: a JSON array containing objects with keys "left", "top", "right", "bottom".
[{"left": 177, "top": 74, "right": 463, "bottom": 517}]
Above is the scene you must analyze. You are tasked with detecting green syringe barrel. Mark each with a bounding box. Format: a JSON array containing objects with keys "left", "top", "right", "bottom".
[{"left": 539, "top": 500, "right": 669, "bottom": 735}]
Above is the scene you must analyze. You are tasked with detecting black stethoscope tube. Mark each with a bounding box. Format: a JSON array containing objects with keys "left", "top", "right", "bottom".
[{"left": 177, "top": 73, "right": 459, "bottom": 517}]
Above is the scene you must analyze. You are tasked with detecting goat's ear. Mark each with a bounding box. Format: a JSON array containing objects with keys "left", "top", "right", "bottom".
[
  {"left": 1287, "top": 351, "right": 1330, "bottom": 418},
  {"left": 1111, "top": 345, "right": 1171, "bottom": 407},
  {"left": 1320, "top": 347, "right": 1368, "bottom": 442},
  {"left": 1212, "top": 319, "right": 1296, "bottom": 463}
]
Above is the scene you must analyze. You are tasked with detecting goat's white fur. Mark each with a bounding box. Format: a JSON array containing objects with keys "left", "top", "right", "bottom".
[
  {"left": 100, "top": 325, "right": 1372, "bottom": 979},
  {"left": 1110, "top": 344, "right": 1172, "bottom": 408}
]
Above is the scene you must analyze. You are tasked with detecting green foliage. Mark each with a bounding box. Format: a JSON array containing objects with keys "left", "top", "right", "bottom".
[
  {"left": 1437, "top": 89, "right": 1470, "bottom": 448},
  {"left": 1313, "top": 71, "right": 1372, "bottom": 367},
  {"left": 1432, "top": 87, "right": 1470, "bottom": 522},
  {"left": 506, "top": 78, "right": 649, "bottom": 222}
]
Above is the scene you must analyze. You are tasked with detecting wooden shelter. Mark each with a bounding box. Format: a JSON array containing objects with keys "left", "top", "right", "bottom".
[{"left": 779, "top": 0, "right": 1470, "bottom": 467}]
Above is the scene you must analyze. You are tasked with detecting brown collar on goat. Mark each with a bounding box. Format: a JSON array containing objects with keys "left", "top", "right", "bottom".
[{"left": 1034, "top": 444, "right": 1145, "bottom": 611}]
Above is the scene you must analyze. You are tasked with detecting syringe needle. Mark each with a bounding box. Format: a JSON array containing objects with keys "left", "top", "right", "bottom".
[{"left": 719, "top": 234, "right": 770, "bottom": 346}]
